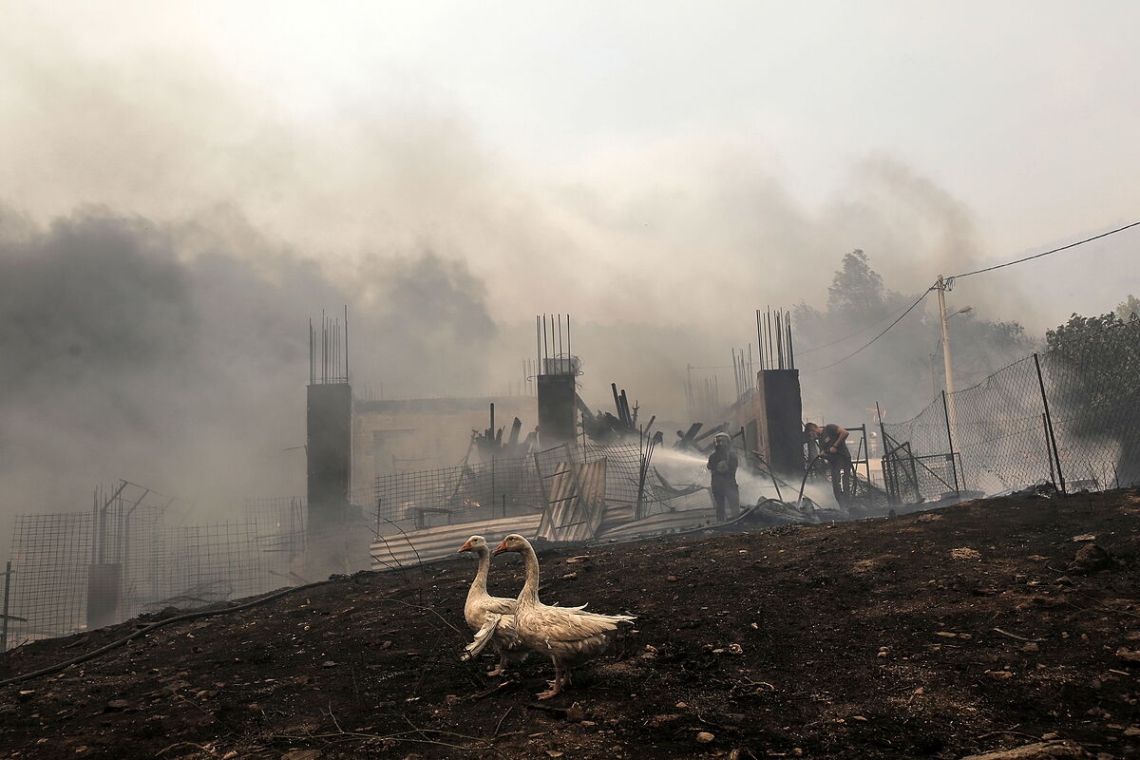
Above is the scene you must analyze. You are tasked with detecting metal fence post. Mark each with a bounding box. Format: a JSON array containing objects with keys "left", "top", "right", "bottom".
[
  {"left": 1, "top": 561, "right": 11, "bottom": 652},
  {"left": 941, "top": 391, "right": 961, "bottom": 497},
  {"left": 1033, "top": 353, "right": 1066, "bottom": 494}
]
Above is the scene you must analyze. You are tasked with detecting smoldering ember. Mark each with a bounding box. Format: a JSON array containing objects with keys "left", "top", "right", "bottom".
[{"left": 2, "top": 311, "right": 1140, "bottom": 760}]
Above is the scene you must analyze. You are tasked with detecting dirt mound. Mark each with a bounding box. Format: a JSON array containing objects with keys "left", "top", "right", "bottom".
[{"left": 2, "top": 489, "right": 1139, "bottom": 759}]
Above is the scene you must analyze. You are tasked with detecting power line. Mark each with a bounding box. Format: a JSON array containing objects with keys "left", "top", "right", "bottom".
[
  {"left": 805, "top": 289, "right": 933, "bottom": 371},
  {"left": 949, "top": 219, "right": 1140, "bottom": 283},
  {"left": 797, "top": 298, "right": 926, "bottom": 356},
  {"left": 801, "top": 218, "right": 1139, "bottom": 373}
]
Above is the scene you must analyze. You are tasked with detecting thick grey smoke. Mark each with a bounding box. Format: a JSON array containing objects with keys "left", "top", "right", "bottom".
[
  {"left": 0, "top": 204, "right": 504, "bottom": 550},
  {"left": 0, "top": 21, "right": 1068, "bottom": 551}
]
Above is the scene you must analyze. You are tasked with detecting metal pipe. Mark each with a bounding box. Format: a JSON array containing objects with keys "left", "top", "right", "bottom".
[
  {"left": 776, "top": 311, "right": 784, "bottom": 369},
  {"left": 786, "top": 311, "right": 795, "bottom": 370},
  {"left": 941, "top": 390, "right": 961, "bottom": 497},
  {"left": 1034, "top": 353, "right": 1066, "bottom": 494},
  {"left": 756, "top": 309, "right": 764, "bottom": 370}
]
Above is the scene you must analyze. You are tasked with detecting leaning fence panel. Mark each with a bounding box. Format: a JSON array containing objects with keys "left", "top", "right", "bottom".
[{"left": 951, "top": 357, "right": 1055, "bottom": 496}]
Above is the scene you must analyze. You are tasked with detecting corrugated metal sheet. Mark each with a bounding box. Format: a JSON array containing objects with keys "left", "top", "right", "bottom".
[
  {"left": 596, "top": 505, "right": 719, "bottom": 542},
  {"left": 369, "top": 513, "right": 542, "bottom": 570},
  {"left": 537, "top": 459, "right": 608, "bottom": 542}
]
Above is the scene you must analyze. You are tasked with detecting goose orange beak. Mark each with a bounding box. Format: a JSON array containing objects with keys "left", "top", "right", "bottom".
[
  {"left": 492, "top": 539, "right": 509, "bottom": 555},
  {"left": 458, "top": 539, "right": 474, "bottom": 553}
]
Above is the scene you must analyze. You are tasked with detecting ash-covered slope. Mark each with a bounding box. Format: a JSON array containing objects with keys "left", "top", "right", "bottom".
[{"left": 1, "top": 490, "right": 1138, "bottom": 760}]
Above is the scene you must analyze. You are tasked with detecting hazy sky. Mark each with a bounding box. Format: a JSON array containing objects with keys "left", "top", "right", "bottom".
[
  {"left": 4, "top": 1, "right": 1138, "bottom": 326},
  {"left": 2, "top": 1, "right": 1138, "bottom": 528}
]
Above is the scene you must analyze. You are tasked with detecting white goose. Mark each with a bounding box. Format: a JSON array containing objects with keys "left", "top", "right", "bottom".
[
  {"left": 457, "top": 535, "right": 527, "bottom": 676},
  {"left": 493, "top": 533, "right": 635, "bottom": 699}
]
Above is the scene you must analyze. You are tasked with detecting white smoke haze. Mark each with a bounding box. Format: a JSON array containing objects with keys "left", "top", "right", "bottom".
[{"left": 4, "top": 4, "right": 1132, "bottom": 552}]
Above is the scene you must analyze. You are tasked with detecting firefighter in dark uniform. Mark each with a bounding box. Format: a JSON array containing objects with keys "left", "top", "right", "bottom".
[{"left": 706, "top": 432, "right": 740, "bottom": 522}]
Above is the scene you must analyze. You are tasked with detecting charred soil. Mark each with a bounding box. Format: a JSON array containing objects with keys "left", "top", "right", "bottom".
[{"left": 2, "top": 489, "right": 1140, "bottom": 759}]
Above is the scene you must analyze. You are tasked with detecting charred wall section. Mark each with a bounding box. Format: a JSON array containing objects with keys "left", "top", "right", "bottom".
[
  {"left": 537, "top": 374, "right": 577, "bottom": 446},
  {"left": 306, "top": 382, "right": 353, "bottom": 533},
  {"left": 739, "top": 369, "right": 804, "bottom": 479}
]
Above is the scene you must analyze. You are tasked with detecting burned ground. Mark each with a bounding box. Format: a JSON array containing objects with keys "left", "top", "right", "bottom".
[{"left": 2, "top": 489, "right": 1139, "bottom": 759}]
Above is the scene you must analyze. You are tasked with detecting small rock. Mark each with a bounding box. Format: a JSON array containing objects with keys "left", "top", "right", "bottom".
[
  {"left": 561, "top": 572, "right": 578, "bottom": 581},
  {"left": 950, "top": 547, "right": 981, "bottom": 560},
  {"left": 104, "top": 700, "right": 130, "bottom": 712},
  {"left": 565, "top": 704, "right": 586, "bottom": 722},
  {"left": 322, "top": 661, "right": 337, "bottom": 668},
  {"left": 1069, "top": 544, "right": 1114, "bottom": 574},
  {"left": 1022, "top": 643, "right": 1040, "bottom": 653},
  {"left": 695, "top": 731, "right": 715, "bottom": 744},
  {"left": 727, "top": 643, "right": 743, "bottom": 655},
  {"left": 647, "top": 714, "right": 682, "bottom": 727},
  {"left": 1116, "top": 648, "right": 1140, "bottom": 664},
  {"left": 1123, "top": 726, "right": 1140, "bottom": 737},
  {"left": 281, "top": 751, "right": 322, "bottom": 760},
  {"left": 1071, "top": 533, "right": 1096, "bottom": 542}
]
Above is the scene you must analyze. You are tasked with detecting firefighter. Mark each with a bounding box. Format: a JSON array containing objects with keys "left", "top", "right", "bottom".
[
  {"left": 706, "top": 432, "right": 740, "bottom": 522},
  {"left": 805, "top": 422, "right": 853, "bottom": 507}
]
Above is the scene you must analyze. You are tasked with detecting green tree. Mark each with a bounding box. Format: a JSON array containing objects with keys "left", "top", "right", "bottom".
[
  {"left": 827, "top": 250, "right": 887, "bottom": 316},
  {"left": 1115, "top": 294, "right": 1140, "bottom": 322}
]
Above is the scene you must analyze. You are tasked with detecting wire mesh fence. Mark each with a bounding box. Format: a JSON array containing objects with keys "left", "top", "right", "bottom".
[
  {"left": 3, "top": 487, "right": 306, "bottom": 650},
  {"left": 882, "top": 318, "right": 1140, "bottom": 503},
  {"left": 1040, "top": 318, "right": 1140, "bottom": 490},
  {"left": 5, "top": 513, "right": 92, "bottom": 644},
  {"left": 369, "top": 455, "right": 546, "bottom": 527}
]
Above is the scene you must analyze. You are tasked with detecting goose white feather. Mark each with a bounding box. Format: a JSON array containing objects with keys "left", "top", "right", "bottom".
[
  {"left": 493, "top": 533, "right": 635, "bottom": 699},
  {"left": 457, "top": 535, "right": 527, "bottom": 676}
]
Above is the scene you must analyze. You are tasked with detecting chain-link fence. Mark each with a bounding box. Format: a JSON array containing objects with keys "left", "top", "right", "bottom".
[{"left": 882, "top": 319, "right": 1140, "bottom": 503}]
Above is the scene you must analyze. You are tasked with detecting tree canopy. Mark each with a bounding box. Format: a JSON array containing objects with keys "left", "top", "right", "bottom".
[{"left": 1044, "top": 311, "right": 1140, "bottom": 485}]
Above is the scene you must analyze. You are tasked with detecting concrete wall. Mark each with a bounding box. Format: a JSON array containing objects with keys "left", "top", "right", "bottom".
[
  {"left": 306, "top": 383, "right": 353, "bottom": 532},
  {"left": 735, "top": 369, "right": 804, "bottom": 479},
  {"left": 537, "top": 374, "right": 577, "bottom": 446}
]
